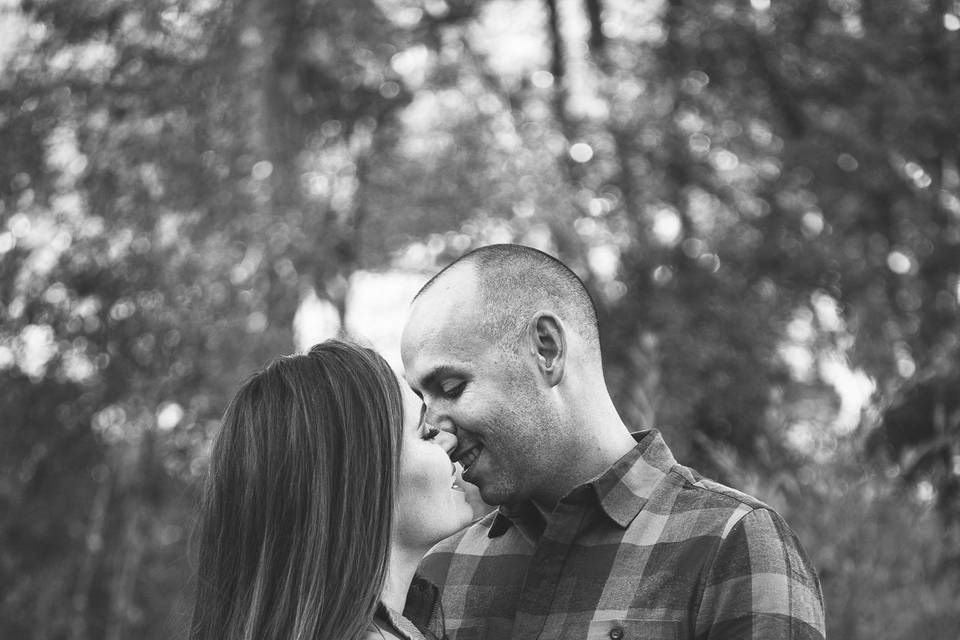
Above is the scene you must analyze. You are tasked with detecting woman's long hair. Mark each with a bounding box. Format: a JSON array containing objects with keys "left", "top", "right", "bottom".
[{"left": 190, "top": 340, "right": 402, "bottom": 640}]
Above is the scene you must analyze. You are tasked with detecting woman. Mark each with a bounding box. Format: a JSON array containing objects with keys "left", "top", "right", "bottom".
[{"left": 190, "top": 340, "right": 475, "bottom": 640}]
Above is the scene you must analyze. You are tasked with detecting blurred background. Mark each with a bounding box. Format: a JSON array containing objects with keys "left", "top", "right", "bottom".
[{"left": 1, "top": 0, "right": 959, "bottom": 637}]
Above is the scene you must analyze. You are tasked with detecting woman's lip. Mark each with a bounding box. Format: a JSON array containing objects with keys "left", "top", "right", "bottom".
[{"left": 451, "top": 462, "right": 466, "bottom": 491}]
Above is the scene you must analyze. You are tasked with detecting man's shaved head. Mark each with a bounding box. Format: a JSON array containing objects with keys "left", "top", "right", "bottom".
[
  {"left": 414, "top": 244, "right": 600, "bottom": 355},
  {"left": 402, "top": 244, "right": 630, "bottom": 507}
]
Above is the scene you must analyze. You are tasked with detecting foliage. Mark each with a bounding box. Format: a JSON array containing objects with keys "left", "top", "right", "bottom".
[{"left": 1, "top": 0, "right": 959, "bottom": 637}]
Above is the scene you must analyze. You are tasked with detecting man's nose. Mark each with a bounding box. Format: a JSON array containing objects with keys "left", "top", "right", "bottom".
[
  {"left": 433, "top": 429, "right": 458, "bottom": 456},
  {"left": 424, "top": 405, "right": 457, "bottom": 454},
  {"left": 424, "top": 405, "right": 455, "bottom": 435}
]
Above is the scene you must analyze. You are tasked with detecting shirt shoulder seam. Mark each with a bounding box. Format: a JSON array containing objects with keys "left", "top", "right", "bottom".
[{"left": 666, "top": 464, "right": 770, "bottom": 511}]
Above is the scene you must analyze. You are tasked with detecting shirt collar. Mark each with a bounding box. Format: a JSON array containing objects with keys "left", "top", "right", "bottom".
[
  {"left": 489, "top": 498, "right": 541, "bottom": 539},
  {"left": 592, "top": 429, "right": 678, "bottom": 527},
  {"left": 375, "top": 601, "right": 428, "bottom": 640},
  {"left": 488, "top": 430, "right": 677, "bottom": 537},
  {"left": 401, "top": 574, "right": 442, "bottom": 634}
]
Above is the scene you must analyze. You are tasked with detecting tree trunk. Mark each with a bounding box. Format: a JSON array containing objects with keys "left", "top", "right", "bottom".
[
  {"left": 69, "top": 468, "right": 113, "bottom": 640},
  {"left": 583, "top": 0, "right": 605, "bottom": 57}
]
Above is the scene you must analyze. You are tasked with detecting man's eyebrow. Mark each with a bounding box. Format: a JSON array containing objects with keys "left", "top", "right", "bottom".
[{"left": 417, "top": 365, "right": 465, "bottom": 391}]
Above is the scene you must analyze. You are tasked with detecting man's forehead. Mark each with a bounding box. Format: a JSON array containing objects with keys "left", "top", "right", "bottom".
[
  {"left": 402, "top": 291, "right": 493, "bottom": 373},
  {"left": 401, "top": 312, "right": 485, "bottom": 369},
  {"left": 406, "top": 268, "right": 479, "bottom": 331},
  {"left": 401, "top": 338, "right": 480, "bottom": 394},
  {"left": 403, "top": 295, "right": 464, "bottom": 348},
  {"left": 418, "top": 264, "right": 478, "bottom": 304}
]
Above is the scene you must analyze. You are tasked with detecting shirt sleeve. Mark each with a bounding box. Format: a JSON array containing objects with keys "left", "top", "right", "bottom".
[{"left": 695, "top": 507, "right": 826, "bottom": 640}]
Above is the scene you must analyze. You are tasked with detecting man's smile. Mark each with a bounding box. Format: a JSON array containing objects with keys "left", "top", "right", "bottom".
[{"left": 454, "top": 444, "right": 483, "bottom": 474}]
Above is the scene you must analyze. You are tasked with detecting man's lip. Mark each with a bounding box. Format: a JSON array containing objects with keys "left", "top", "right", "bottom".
[
  {"left": 457, "top": 447, "right": 483, "bottom": 485},
  {"left": 452, "top": 444, "right": 479, "bottom": 464}
]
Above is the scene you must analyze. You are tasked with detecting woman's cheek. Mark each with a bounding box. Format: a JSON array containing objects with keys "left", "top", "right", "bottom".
[{"left": 402, "top": 442, "right": 438, "bottom": 491}]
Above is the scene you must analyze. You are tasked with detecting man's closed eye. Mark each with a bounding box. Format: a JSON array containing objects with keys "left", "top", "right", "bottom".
[{"left": 441, "top": 381, "right": 466, "bottom": 398}]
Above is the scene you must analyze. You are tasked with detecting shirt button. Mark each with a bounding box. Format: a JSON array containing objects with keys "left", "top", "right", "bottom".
[{"left": 609, "top": 627, "right": 624, "bottom": 640}]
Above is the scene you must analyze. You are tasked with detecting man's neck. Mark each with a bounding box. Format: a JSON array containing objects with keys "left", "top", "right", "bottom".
[{"left": 536, "top": 425, "right": 637, "bottom": 509}]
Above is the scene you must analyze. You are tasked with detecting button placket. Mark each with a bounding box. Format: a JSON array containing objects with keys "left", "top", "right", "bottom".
[{"left": 512, "top": 502, "right": 589, "bottom": 639}]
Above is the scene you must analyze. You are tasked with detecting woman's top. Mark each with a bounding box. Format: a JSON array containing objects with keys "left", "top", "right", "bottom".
[
  {"left": 363, "top": 602, "right": 428, "bottom": 640},
  {"left": 362, "top": 575, "right": 446, "bottom": 640}
]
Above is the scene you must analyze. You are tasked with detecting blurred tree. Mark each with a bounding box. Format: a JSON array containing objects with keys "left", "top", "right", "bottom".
[
  {"left": 787, "top": 436, "right": 960, "bottom": 640},
  {"left": 3, "top": 0, "right": 960, "bottom": 637},
  {"left": 0, "top": 0, "right": 419, "bottom": 636},
  {"left": 364, "top": 0, "right": 960, "bottom": 632}
]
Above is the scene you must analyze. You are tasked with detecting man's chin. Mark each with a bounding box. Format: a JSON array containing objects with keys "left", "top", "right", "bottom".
[
  {"left": 461, "top": 478, "right": 496, "bottom": 518},
  {"left": 477, "top": 484, "right": 527, "bottom": 509}
]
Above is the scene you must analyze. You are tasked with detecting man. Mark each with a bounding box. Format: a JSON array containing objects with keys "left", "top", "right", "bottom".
[{"left": 401, "top": 244, "right": 825, "bottom": 640}]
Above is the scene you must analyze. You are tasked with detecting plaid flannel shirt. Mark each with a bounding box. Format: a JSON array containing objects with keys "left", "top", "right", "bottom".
[
  {"left": 367, "top": 602, "right": 429, "bottom": 640},
  {"left": 417, "top": 430, "right": 825, "bottom": 640}
]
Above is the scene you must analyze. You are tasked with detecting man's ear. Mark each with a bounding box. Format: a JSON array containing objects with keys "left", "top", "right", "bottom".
[{"left": 528, "top": 311, "right": 565, "bottom": 387}]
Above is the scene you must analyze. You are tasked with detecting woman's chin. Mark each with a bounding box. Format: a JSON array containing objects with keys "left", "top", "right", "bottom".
[
  {"left": 449, "top": 497, "right": 477, "bottom": 530},
  {"left": 444, "top": 499, "right": 477, "bottom": 535}
]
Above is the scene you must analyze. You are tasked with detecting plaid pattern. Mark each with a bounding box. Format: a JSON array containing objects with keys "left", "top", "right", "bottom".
[
  {"left": 417, "top": 430, "right": 825, "bottom": 640},
  {"left": 368, "top": 602, "right": 428, "bottom": 640}
]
